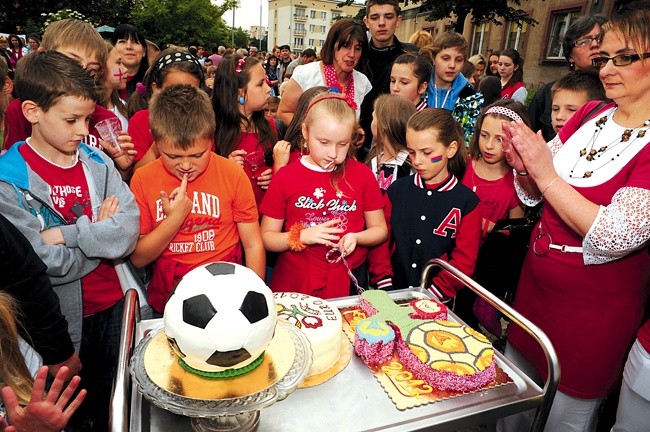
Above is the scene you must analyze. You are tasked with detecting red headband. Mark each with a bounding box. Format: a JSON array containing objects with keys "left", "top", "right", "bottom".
[{"left": 305, "top": 93, "right": 356, "bottom": 118}]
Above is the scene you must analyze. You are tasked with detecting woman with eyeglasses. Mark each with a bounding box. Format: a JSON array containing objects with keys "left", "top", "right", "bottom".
[
  {"left": 497, "top": 9, "right": 650, "bottom": 432},
  {"left": 529, "top": 14, "right": 608, "bottom": 141}
]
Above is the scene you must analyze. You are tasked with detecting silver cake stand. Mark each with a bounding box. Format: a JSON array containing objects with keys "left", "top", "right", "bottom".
[{"left": 130, "top": 322, "right": 312, "bottom": 432}]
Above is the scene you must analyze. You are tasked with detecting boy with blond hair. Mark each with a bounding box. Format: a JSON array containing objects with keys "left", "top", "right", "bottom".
[
  {"left": 3, "top": 19, "right": 136, "bottom": 173},
  {"left": 0, "top": 51, "right": 139, "bottom": 431},
  {"left": 130, "top": 84, "right": 265, "bottom": 314}
]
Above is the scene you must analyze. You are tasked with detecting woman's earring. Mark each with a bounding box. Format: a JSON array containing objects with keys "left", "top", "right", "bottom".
[{"left": 238, "top": 96, "right": 246, "bottom": 105}]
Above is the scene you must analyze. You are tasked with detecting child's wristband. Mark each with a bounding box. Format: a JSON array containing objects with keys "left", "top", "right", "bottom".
[{"left": 287, "top": 223, "right": 306, "bottom": 252}]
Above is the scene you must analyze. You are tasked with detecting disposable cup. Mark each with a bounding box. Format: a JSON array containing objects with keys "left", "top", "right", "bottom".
[
  {"left": 95, "top": 117, "right": 123, "bottom": 156},
  {"left": 244, "top": 151, "right": 267, "bottom": 178}
]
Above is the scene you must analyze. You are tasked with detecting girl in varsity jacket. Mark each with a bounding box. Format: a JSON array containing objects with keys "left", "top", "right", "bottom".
[{"left": 384, "top": 109, "right": 482, "bottom": 301}]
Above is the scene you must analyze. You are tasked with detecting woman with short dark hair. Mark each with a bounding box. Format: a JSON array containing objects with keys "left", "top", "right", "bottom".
[{"left": 277, "top": 19, "right": 371, "bottom": 126}]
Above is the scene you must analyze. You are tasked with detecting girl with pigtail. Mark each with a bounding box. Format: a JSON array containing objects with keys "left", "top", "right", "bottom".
[
  {"left": 127, "top": 48, "right": 205, "bottom": 171},
  {"left": 212, "top": 54, "right": 285, "bottom": 206}
]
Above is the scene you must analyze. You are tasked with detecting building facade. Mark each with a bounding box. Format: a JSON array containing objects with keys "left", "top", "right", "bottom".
[
  {"left": 397, "top": 0, "right": 630, "bottom": 88},
  {"left": 249, "top": 25, "right": 268, "bottom": 41},
  {"left": 267, "top": 0, "right": 364, "bottom": 54}
]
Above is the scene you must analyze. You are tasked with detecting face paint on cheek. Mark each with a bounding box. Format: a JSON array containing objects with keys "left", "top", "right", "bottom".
[
  {"left": 430, "top": 155, "right": 443, "bottom": 164},
  {"left": 111, "top": 67, "right": 126, "bottom": 84}
]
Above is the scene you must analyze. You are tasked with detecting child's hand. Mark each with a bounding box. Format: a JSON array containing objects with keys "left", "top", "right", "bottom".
[
  {"left": 353, "top": 127, "right": 366, "bottom": 149},
  {"left": 40, "top": 228, "right": 64, "bottom": 245},
  {"left": 273, "top": 140, "right": 291, "bottom": 170},
  {"left": 228, "top": 149, "right": 247, "bottom": 167},
  {"left": 256, "top": 168, "right": 273, "bottom": 190},
  {"left": 301, "top": 219, "right": 344, "bottom": 248},
  {"left": 112, "top": 132, "right": 137, "bottom": 170},
  {"left": 97, "top": 195, "right": 120, "bottom": 221},
  {"left": 337, "top": 232, "right": 358, "bottom": 256},
  {"left": 160, "top": 174, "right": 192, "bottom": 221},
  {"left": 1, "top": 366, "right": 86, "bottom": 432}
]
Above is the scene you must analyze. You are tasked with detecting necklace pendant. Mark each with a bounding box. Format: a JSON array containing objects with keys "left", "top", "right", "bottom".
[
  {"left": 621, "top": 129, "right": 633, "bottom": 142},
  {"left": 584, "top": 171, "right": 592, "bottom": 178},
  {"left": 596, "top": 116, "right": 608, "bottom": 127},
  {"left": 639, "top": 130, "right": 647, "bottom": 138},
  {"left": 589, "top": 149, "right": 597, "bottom": 156},
  {"left": 579, "top": 148, "right": 587, "bottom": 156},
  {"left": 586, "top": 154, "right": 594, "bottom": 161},
  {"left": 598, "top": 146, "right": 607, "bottom": 152}
]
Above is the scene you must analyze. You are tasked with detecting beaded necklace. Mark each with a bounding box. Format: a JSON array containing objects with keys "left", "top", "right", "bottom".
[{"left": 569, "top": 106, "right": 650, "bottom": 179}]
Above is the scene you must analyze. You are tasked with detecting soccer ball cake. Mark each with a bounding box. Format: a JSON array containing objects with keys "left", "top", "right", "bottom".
[{"left": 163, "top": 262, "right": 276, "bottom": 378}]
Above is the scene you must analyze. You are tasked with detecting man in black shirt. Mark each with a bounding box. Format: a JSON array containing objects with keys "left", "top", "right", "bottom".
[{"left": 358, "top": 0, "right": 417, "bottom": 160}]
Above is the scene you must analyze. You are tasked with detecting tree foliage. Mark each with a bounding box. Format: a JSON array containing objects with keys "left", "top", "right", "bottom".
[
  {"left": 131, "top": 0, "right": 238, "bottom": 49},
  {"left": 404, "top": 0, "right": 536, "bottom": 34},
  {"left": 340, "top": 0, "right": 536, "bottom": 34}
]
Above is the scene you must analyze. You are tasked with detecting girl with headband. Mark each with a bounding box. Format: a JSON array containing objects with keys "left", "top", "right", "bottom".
[
  {"left": 456, "top": 100, "right": 529, "bottom": 334},
  {"left": 127, "top": 48, "right": 204, "bottom": 172},
  {"left": 260, "top": 93, "right": 387, "bottom": 298}
]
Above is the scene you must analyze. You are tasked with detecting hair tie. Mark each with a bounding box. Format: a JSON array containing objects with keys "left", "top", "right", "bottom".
[
  {"left": 485, "top": 105, "right": 523, "bottom": 123},
  {"left": 135, "top": 82, "right": 147, "bottom": 96},
  {"left": 236, "top": 56, "right": 247, "bottom": 73},
  {"left": 305, "top": 93, "right": 356, "bottom": 118}
]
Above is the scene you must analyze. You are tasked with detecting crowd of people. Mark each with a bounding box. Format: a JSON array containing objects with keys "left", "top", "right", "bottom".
[{"left": 0, "top": 0, "right": 649, "bottom": 431}]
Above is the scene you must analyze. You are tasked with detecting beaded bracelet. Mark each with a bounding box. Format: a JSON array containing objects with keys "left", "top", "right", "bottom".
[{"left": 287, "top": 223, "right": 306, "bottom": 252}]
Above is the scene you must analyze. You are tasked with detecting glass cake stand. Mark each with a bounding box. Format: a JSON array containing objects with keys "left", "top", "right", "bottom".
[{"left": 129, "top": 322, "right": 312, "bottom": 432}]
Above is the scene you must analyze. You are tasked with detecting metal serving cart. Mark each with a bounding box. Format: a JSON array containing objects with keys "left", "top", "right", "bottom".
[{"left": 110, "top": 258, "right": 559, "bottom": 432}]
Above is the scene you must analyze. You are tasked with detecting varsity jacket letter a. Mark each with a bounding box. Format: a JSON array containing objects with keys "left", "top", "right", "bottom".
[{"left": 433, "top": 208, "right": 461, "bottom": 238}]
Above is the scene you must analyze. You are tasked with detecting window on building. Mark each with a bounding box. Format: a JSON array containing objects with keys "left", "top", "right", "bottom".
[
  {"left": 321, "top": 25, "right": 326, "bottom": 34},
  {"left": 471, "top": 22, "right": 488, "bottom": 56},
  {"left": 545, "top": 8, "right": 580, "bottom": 59},
  {"left": 321, "top": 11, "right": 327, "bottom": 20},
  {"left": 295, "top": 23, "right": 305, "bottom": 32},
  {"left": 309, "top": 24, "right": 315, "bottom": 32},
  {"left": 504, "top": 17, "right": 529, "bottom": 51},
  {"left": 308, "top": 38, "right": 315, "bottom": 47},
  {"left": 294, "top": 37, "right": 304, "bottom": 47},
  {"left": 310, "top": 10, "right": 316, "bottom": 19},
  {"left": 332, "top": 11, "right": 342, "bottom": 21},
  {"left": 295, "top": 7, "right": 306, "bottom": 17}
]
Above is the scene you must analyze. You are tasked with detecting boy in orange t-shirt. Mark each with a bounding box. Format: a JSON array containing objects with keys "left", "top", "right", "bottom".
[{"left": 129, "top": 84, "right": 265, "bottom": 314}]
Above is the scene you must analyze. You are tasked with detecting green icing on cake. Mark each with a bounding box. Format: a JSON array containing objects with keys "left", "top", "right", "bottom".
[{"left": 178, "top": 352, "right": 265, "bottom": 379}]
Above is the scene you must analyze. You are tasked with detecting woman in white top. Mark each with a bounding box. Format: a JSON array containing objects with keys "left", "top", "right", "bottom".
[{"left": 277, "top": 19, "right": 372, "bottom": 126}]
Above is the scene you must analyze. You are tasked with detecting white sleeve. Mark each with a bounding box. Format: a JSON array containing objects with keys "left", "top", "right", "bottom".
[
  {"left": 514, "top": 135, "right": 564, "bottom": 206},
  {"left": 511, "top": 87, "right": 528, "bottom": 104},
  {"left": 583, "top": 186, "right": 650, "bottom": 264}
]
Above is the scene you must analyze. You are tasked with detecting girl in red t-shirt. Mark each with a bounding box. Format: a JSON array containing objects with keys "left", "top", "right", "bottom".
[{"left": 260, "top": 94, "right": 387, "bottom": 299}]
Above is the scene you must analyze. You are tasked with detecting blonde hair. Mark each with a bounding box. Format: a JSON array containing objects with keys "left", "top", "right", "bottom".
[
  {"left": 602, "top": 9, "right": 650, "bottom": 57},
  {"left": 303, "top": 94, "right": 358, "bottom": 190},
  {"left": 366, "top": 94, "right": 415, "bottom": 163},
  {"left": 408, "top": 30, "right": 434, "bottom": 50},
  {"left": 41, "top": 19, "right": 109, "bottom": 67},
  {"left": 0, "top": 292, "right": 34, "bottom": 405}
]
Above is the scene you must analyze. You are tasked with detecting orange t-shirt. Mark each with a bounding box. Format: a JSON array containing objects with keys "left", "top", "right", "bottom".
[{"left": 130, "top": 153, "right": 259, "bottom": 311}]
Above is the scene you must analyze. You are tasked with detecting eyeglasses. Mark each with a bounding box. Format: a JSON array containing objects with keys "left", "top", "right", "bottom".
[
  {"left": 574, "top": 36, "right": 602, "bottom": 47},
  {"left": 592, "top": 53, "right": 650, "bottom": 69}
]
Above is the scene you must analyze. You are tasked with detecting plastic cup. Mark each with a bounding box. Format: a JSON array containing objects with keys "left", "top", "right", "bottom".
[
  {"left": 244, "top": 151, "right": 267, "bottom": 178},
  {"left": 95, "top": 117, "right": 123, "bottom": 156}
]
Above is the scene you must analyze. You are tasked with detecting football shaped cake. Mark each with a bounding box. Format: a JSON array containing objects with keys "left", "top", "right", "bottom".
[
  {"left": 354, "top": 290, "right": 495, "bottom": 392},
  {"left": 163, "top": 262, "right": 277, "bottom": 378}
]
